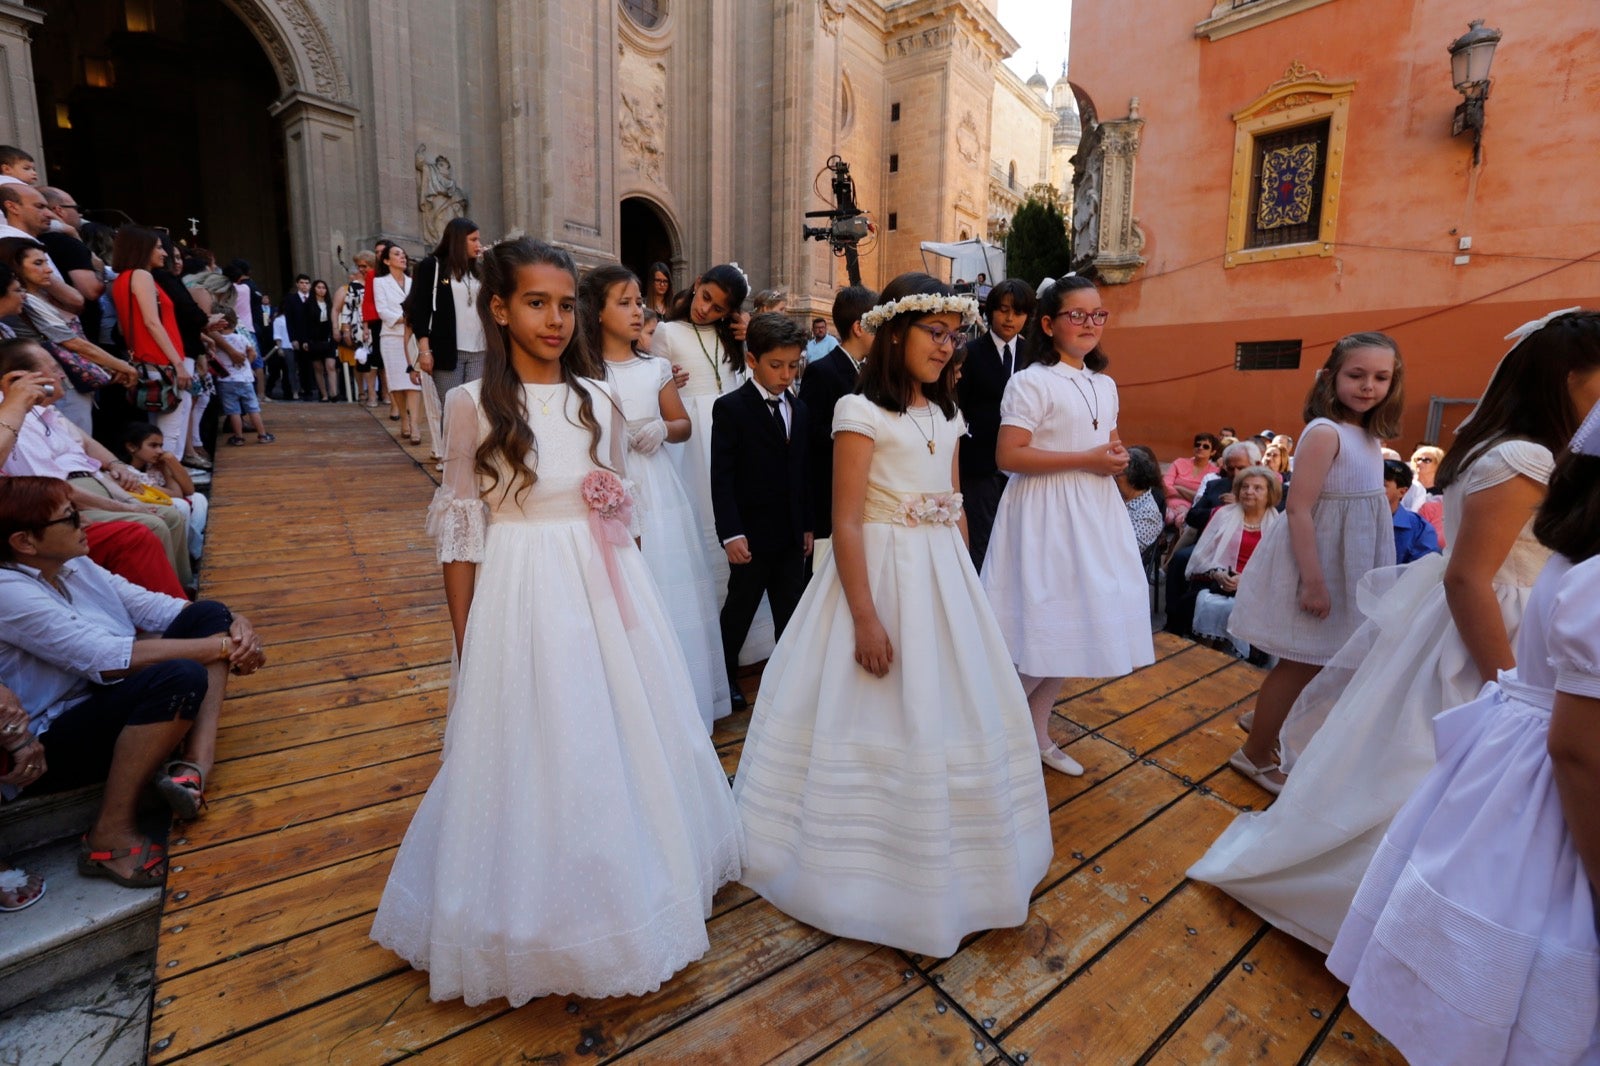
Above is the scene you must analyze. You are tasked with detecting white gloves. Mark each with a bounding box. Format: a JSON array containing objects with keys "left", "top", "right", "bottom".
[{"left": 628, "top": 418, "right": 669, "bottom": 455}]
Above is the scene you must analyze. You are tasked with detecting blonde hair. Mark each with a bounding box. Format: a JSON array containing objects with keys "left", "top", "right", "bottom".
[{"left": 1234, "top": 465, "right": 1283, "bottom": 509}]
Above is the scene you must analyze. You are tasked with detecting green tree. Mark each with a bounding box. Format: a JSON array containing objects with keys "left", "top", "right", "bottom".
[{"left": 1003, "top": 197, "right": 1071, "bottom": 287}]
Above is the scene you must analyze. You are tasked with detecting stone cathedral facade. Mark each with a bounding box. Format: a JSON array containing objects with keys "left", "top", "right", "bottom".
[{"left": 0, "top": 0, "right": 1066, "bottom": 312}]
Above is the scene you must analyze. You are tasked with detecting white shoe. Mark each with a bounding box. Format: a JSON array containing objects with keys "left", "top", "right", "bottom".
[
  {"left": 1040, "top": 744, "right": 1084, "bottom": 776},
  {"left": 1228, "top": 748, "right": 1284, "bottom": 795}
]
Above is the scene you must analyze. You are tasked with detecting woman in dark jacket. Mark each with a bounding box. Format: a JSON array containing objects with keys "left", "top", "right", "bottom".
[{"left": 405, "top": 218, "right": 481, "bottom": 460}]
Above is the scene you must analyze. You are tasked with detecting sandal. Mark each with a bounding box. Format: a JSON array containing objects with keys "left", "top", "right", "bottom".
[
  {"left": 0, "top": 863, "right": 46, "bottom": 912},
  {"left": 1228, "top": 748, "right": 1285, "bottom": 795},
  {"left": 257, "top": 433, "right": 276, "bottom": 444},
  {"left": 227, "top": 436, "right": 246, "bottom": 447},
  {"left": 408, "top": 433, "right": 422, "bottom": 446},
  {"left": 155, "top": 759, "right": 207, "bottom": 820},
  {"left": 77, "top": 836, "right": 166, "bottom": 889}
]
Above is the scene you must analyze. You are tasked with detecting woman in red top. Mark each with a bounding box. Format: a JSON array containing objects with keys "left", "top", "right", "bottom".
[{"left": 110, "top": 227, "right": 191, "bottom": 454}]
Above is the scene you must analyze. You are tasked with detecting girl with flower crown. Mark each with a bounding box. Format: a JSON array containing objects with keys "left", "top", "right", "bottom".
[
  {"left": 654, "top": 263, "right": 776, "bottom": 676},
  {"left": 1190, "top": 309, "right": 1600, "bottom": 954},
  {"left": 370, "top": 238, "right": 742, "bottom": 1006},
  {"left": 981, "top": 276, "right": 1155, "bottom": 778},
  {"left": 734, "top": 272, "right": 1051, "bottom": 957}
]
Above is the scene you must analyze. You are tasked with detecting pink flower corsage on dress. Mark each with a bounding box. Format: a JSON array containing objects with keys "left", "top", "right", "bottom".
[{"left": 582, "top": 469, "right": 638, "bottom": 627}]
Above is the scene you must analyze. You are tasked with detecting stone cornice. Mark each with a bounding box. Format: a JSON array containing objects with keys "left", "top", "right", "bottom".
[
  {"left": 1194, "top": 0, "right": 1338, "bottom": 42},
  {"left": 0, "top": 1, "right": 45, "bottom": 28},
  {"left": 882, "top": 0, "right": 1019, "bottom": 58}
]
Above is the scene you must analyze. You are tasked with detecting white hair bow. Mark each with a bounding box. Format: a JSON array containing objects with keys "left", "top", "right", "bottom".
[{"left": 1504, "top": 306, "right": 1581, "bottom": 344}]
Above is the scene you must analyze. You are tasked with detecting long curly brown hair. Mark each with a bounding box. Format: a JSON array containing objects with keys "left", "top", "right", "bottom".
[{"left": 474, "top": 238, "right": 609, "bottom": 505}]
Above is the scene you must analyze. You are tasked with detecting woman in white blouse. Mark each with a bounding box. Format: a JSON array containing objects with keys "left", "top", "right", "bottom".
[{"left": 372, "top": 244, "right": 419, "bottom": 444}]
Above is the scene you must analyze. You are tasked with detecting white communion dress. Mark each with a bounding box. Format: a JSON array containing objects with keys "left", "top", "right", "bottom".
[
  {"left": 735, "top": 395, "right": 1052, "bottom": 957},
  {"left": 605, "top": 354, "right": 732, "bottom": 728},
  {"left": 653, "top": 319, "right": 774, "bottom": 666},
  {"left": 370, "top": 378, "right": 743, "bottom": 1005},
  {"left": 1187, "top": 440, "right": 1553, "bottom": 952},
  {"left": 1327, "top": 552, "right": 1600, "bottom": 1065},
  {"left": 981, "top": 361, "right": 1154, "bottom": 678}
]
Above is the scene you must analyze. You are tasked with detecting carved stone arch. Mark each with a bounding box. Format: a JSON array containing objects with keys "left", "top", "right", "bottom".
[
  {"left": 218, "top": 0, "right": 352, "bottom": 103},
  {"left": 618, "top": 192, "right": 685, "bottom": 286}
]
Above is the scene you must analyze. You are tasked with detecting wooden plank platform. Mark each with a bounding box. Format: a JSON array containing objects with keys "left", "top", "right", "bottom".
[{"left": 147, "top": 402, "right": 1404, "bottom": 1065}]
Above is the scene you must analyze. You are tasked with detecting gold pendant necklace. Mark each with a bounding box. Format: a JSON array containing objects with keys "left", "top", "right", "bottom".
[
  {"left": 530, "top": 384, "right": 564, "bottom": 415},
  {"left": 907, "top": 404, "right": 937, "bottom": 455}
]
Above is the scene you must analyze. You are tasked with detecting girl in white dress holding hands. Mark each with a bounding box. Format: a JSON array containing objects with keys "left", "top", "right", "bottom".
[
  {"left": 735, "top": 273, "right": 1051, "bottom": 958},
  {"left": 1216, "top": 332, "right": 1402, "bottom": 793},
  {"left": 370, "top": 238, "right": 741, "bottom": 1006},
  {"left": 982, "top": 276, "right": 1155, "bottom": 777},
  {"left": 1327, "top": 396, "right": 1600, "bottom": 1065},
  {"left": 580, "top": 263, "right": 732, "bottom": 728}
]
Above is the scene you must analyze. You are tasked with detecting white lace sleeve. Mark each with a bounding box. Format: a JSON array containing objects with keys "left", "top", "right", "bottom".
[{"left": 427, "top": 387, "right": 488, "bottom": 563}]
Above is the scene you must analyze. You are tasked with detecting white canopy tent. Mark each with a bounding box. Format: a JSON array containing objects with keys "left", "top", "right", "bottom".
[{"left": 918, "top": 239, "right": 1006, "bottom": 285}]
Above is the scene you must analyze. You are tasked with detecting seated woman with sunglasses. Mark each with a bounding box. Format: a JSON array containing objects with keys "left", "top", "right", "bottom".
[
  {"left": 1163, "top": 433, "right": 1220, "bottom": 527},
  {"left": 0, "top": 477, "right": 264, "bottom": 888}
]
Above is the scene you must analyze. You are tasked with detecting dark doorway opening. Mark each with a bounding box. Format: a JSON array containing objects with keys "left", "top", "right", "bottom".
[
  {"left": 31, "top": 0, "right": 291, "bottom": 289},
  {"left": 619, "top": 197, "right": 675, "bottom": 291}
]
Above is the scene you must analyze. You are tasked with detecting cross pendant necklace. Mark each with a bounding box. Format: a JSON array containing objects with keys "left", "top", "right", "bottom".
[
  {"left": 1068, "top": 375, "right": 1100, "bottom": 430},
  {"left": 908, "top": 404, "right": 937, "bottom": 454}
]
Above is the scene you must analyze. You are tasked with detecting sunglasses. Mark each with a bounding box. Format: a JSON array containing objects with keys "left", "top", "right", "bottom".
[{"left": 39, "top": 507, "right": 81, "bottom": 530}]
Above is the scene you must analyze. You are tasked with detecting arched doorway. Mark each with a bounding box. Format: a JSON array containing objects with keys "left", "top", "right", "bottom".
[
  {"left": 619, "top": 197, "right": 677, "bottom": 291},
  {"left": 30, "top": 1, "right": 291, "bottom": 287}
]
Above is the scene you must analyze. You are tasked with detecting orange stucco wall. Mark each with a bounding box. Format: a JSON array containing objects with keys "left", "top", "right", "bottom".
[{"left": 1069, "top": 0, "right": 1600, "bottom": 458}]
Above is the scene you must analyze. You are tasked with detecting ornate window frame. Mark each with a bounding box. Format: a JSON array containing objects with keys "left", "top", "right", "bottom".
[{"left": 1225, "top": 64, "right": 1353, "bottom": 268}]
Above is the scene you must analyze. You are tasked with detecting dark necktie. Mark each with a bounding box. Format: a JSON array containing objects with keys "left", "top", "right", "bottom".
[
  {"left": 766, "top": 397, "right": 786, "bottom": 439},
  {"left": 1001, "top": 341, "right": 1014, "bottom": 377}
]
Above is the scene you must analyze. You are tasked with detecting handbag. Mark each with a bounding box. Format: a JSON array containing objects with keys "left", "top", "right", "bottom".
[
  {"left": 130, "top": 361, "right": 180, "bottom": 414},
  {"left": 48, "top": 342, "right": 113, "bottom": 393}
]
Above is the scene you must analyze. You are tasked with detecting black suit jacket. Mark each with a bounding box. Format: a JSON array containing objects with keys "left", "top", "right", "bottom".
[
  {"left": 796, "top": 347, "right": 860, "bottom": 538},
  {"left": 403, "top": 255, "right": 462, "bottom": 371},
  {"left": 955, "top": 332, "right": 1016, "bottom": 482},
  {"left": 281, "top": 291, "right": 314, "bottom": 348},
  {"left": 710, "top": 381, "right": 811, "bottom": 555}
]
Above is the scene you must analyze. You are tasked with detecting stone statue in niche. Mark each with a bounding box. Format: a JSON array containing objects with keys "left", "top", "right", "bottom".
[{"left": 415, "top": 144, "right": 469, "bottom": 246}]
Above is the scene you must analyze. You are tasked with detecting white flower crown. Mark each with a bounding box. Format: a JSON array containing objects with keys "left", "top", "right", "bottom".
[{"left": 860, "top": 293, "right": 981, "bottom": 333}]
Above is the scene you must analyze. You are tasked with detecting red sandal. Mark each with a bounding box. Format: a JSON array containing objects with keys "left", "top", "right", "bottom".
[{"left": 77, "top": 836, "right": 166, "bottom": 889}]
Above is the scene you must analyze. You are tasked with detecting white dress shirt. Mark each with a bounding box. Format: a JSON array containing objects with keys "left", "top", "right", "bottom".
[
  {"left": 0, "top": 402, "right": 100, "bottom": 479},
  {"left": 0, "top": 559, "right": 187, "bottom": 733},
  {"left": 990, "top": 330, "right": 1019, "bottom": 375}
]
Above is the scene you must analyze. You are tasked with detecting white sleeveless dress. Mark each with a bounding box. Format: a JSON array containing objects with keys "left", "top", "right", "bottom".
[
  {"left": 980, "top": 362, "right": 1154, "bottom": 678},
  {"left": 1228, "top": 417, "right": 1394, "bottom": 665},
  {"left": 606, "top": 355, "right": 732, "bottom": 728},
  {"left": 1328, "top": 553, "right": 1600, "bottom": 1065},
  {"left": 1187, "top": 440, "right": 1553, "bottom": 952},
  {"left": 735, "top": 395, "right": 1052, "bottom": 957},
  {"left": 370, "top": 378, "right": 743, "bottom": 1005},
  {"left": 653, "top": 319, "right": 775, "bottom": 666}
]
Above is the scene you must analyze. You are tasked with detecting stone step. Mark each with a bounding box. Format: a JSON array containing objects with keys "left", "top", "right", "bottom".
[
  {"left": 0, "top": 836, "right": 161, "bottom": 1014},
  {"left": 0, "top": 785, "right": 102, "bottom": 855}
]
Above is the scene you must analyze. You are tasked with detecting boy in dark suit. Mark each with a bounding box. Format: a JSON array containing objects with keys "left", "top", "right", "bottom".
[
  {"left": 711, "top": 313, "right": 812, "bottom": 706},
  {"left": 797, "top": 285, "right": 876, "bottom": 565},
  {"left": 956, "top": 278, "right": 1035, "bottom": 570}
]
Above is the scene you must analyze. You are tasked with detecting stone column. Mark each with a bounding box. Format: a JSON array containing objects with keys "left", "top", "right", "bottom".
[
  {"left": 365, "top": 0, "right": 417, "bottom": 242},
  {"left": 0, "top": 0, "right": 45, "bottom": 167},
  {"left": 270, "top": 92, "right": 362, "bottom": 283}
]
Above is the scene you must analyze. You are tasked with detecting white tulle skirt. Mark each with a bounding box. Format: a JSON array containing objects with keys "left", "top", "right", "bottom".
[
  {"left": 1187, "top": 556, "right": 1535, "bottom": 953},
  {"left": 1327, "top": 679, "right": 1600, "bottom": 1065},
  {"left": 631, "top": 443, "right": 732, "bottom": 727},
  {"left": 735, "top": 519, "right": 1053, "bottom": 957},
  {"left": 370, "top": 516, "right": 743, "bottom": 1005}
]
